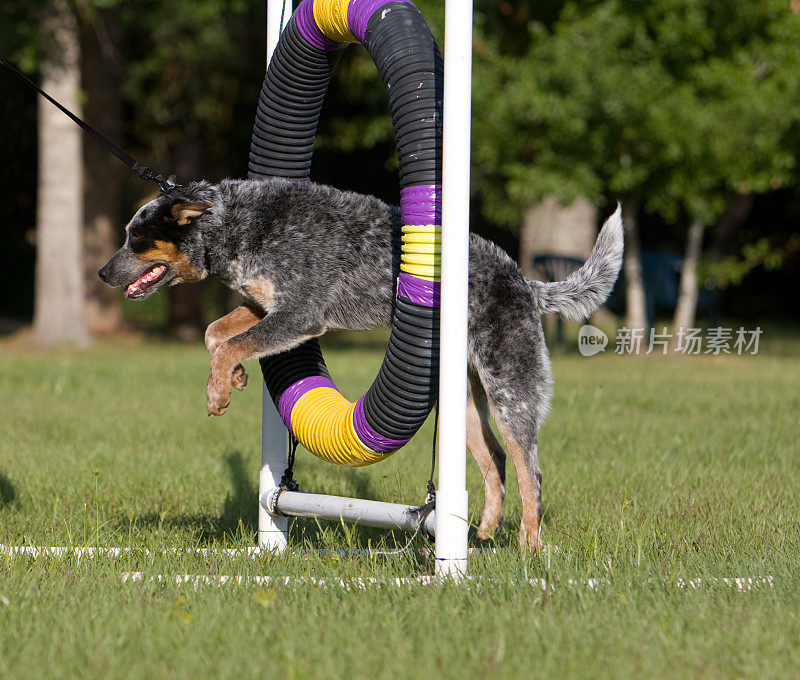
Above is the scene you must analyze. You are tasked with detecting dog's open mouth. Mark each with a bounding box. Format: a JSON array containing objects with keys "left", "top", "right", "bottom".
[{"left": 125, "top": 264, "right": 168, "bottom": 299}]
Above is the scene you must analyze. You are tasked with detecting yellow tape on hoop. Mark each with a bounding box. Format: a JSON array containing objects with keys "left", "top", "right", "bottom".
[
  {"left": 400, "top": 225, "right": 442, "bottom": 282},
  {"left": 290, "top": 387, "right": 386, "bottom": 467},
  {"left": 313, "top": 0, "right": 357, "bottom": 43}
]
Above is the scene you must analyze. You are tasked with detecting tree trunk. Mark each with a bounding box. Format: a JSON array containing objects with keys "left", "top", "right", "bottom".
[
  {"left": 167, "top": 140, "right": 207, "bottom": 339},
  {"left": 672, "top": 219, "right": 706, "bottom": 336},
  {"left": 621, "top": 198, "right": 647, "bottom": 336},
  {"left": 81, "top": 8, "right": 124, "bottom": 336},
  {"left": 32, "top": 0, "right": 89, "bottom": 346}
]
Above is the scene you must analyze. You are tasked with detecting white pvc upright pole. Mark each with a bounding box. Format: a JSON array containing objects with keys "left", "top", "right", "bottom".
[
  {"left": 259, "top": 383, "right": 289, "bottom": 550},
  {"left": 435, "top": 0, "right": 473, "bottom": 578},
  {"left": 258, "top": 0, "right": 293, "bottom": 551}
]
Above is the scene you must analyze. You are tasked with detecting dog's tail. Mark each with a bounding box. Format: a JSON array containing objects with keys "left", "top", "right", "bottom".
[{"left": 530, "top": 204, "right": 624, "bottom": 321}]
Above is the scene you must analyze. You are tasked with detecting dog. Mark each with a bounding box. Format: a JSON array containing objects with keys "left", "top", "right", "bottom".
[{"left": 98, "top": 178, "right": 623, "bottom": 550}]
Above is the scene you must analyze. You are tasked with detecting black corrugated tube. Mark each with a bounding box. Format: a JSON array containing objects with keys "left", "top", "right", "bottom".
[{"left": 250, "top": 1, "right": 443, "bottom": 458}]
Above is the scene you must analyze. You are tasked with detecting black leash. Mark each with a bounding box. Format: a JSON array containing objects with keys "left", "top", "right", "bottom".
[
  {"left": 426, "top": 401, "right": 439, "bottom": 504},
  {"left": 279, "top": 434, "right": 300, "bottom": 493},
  {"left": 0, "top": 58, "right": 180, "bottom": 196}
]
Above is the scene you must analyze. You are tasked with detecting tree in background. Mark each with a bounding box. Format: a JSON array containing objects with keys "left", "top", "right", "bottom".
[
  {"left": 32, "top": 0, "right": 89, "bottom": 346},
  {"left": 117, "top": 0, "right": 264, "bottom": 337},
  {"left": 472, "top": 0, "right": 800, "bottom": 336},
  {"left": 2, "top": 0, "right": 127, "bottom": 341},
  {"left": 4, "top": 0, "right": 277, "bottom": 339},
  {"left": 3, "top": 0, "right": 800, "bottom": 340},
  {"left": 79, "top": 2, "right": 125, "bottom": 335}
]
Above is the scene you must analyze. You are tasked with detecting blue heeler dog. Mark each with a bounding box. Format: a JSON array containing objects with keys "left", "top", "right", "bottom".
[{"left": 99, "top": 178, "right": 624, "bottom": 550}]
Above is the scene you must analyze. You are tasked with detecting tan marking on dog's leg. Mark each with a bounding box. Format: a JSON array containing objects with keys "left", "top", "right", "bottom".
[
  {"left": 207, "top": 335, "right": 260, "bottom": 416},
  {"left": 204, "top": 305, "right": 263, "bottom": 354},
  {"left": 493, "top": 419, "right": 542, "bottom": 552},
  {"left": 467, "top": 394, "right": 506, "bottom": 540},
  {"left": 243, "top": 278, "right": 277, "bottom": 314},
  {"left": 205, "top": 306, "right": 262, "bottom": 391}
]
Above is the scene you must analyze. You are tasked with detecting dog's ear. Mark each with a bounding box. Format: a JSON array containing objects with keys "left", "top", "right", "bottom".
[{"left": 170, "top": 201, "right": 212, "bottom": 226}]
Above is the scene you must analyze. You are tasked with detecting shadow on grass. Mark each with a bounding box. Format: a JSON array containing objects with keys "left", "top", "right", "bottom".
[
  {"left": 0, "top": 471, "right": 17, "bottom": 508},
  {"left": 116, "top": 451, "right": 414, "bottom": 547},
  {"left": 111, "top": 451, "right": 258, "bottom": 543}
]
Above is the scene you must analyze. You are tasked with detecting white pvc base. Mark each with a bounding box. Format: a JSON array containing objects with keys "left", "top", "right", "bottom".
[
  {"left": 258, "top": 1, "right": 293, "bottom": 553},
  {"left": 263, "top": 489, "right": 436, "bottom": 537}
]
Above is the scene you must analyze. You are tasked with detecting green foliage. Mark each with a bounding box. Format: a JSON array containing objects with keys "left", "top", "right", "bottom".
[
  {"left": 8, "top": 0, "right": 800, "bottom": 233},
  {"left": 0, "top": 2, "right": 49, "bottom": 70},
  {"left": 702, "top": 234, "right": 800, "bottom": 288},
  {"left": 5, "top": 0, "right": 800, "bottom": 293},
  {"left": 472, "top": 0, "right": 800, "bottom": 228},
  {"left": 117, "top": 0, "right": 264, "bottom": 178}
]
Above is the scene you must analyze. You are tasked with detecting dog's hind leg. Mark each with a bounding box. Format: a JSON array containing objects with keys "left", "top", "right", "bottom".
[
  {"left": 467, "top": 372, "right": 506, "bottom": 541},
  {"left": 471, "top": 309, "right": 549, "bottom": 551},
  {"left": 483, "top": 359, "right": 546, "bottom": 551},
  {"left": 204, "top": 305, "right": 263, "bottom": 391},
  {"left": 494, "top": 419, "right": 543, "bottom": 552}
]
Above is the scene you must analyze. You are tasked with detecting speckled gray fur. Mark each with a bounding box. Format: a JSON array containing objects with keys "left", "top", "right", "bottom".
[{"left": 100, "top": 178, "right": 624, "bottom": 546}]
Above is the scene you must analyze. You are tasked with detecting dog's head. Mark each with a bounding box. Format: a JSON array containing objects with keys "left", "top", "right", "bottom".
[{"left": 98, "top": 188, "right": 213, "bottom": 300}]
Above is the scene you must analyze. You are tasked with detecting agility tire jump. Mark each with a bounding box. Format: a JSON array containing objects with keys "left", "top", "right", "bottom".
[{"left": 248, "top": 0, "right": 443, "bottom": 467}]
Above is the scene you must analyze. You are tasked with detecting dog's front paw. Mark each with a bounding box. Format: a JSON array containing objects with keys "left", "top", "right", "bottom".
[
  {"left": 231, "top": 364, "right": 248, "bottom": 391},
  {"left": 207, "top": 376, "right": 232, "bottom": 417}
]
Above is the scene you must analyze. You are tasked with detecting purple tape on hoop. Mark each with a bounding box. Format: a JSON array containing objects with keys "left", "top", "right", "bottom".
[
  {"left": 295, "top": 0, "right": 345, "bottom": 52},
  {"left": 397, "top": 272, "right": 440, "bottom": 307},
  {"left": 400, "top": 184, "right": 442, "bottom": 226},
  {"left": 347, "top": 0, "right": 417, "bottom": 43},
  {"left": 277, "top": 375, "right": 338, "bottom": 429},
  {"left": 353, "top": 396, "right": 410, "bottom": 453}
]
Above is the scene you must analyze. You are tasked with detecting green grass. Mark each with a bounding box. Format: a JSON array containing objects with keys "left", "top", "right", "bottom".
[{"left": 1, "top": 327, "right": 799, "bottom": 679}]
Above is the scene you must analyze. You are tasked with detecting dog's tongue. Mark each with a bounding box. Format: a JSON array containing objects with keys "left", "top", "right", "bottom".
[{"left": 125, "top": 264, "right": 166, "bottom": 298}]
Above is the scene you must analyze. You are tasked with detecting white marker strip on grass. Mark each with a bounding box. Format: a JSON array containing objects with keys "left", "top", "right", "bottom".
[
  {"left": 1, "top": 546, "right": 775, "bottom": 592},
  {"left": 118, "top": 573, "right": 605, "bottom": 589},
  {"left": 1, "top": 544, "right": 261, "bottom": 558},
  {"left": 119, "top": 572, "right": 774, "bottom": 592},
  {"left": 0, "top": 544, "right": 502, "bottom": 558}
]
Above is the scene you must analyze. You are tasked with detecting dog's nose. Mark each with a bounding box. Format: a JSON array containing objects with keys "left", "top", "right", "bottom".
[{"left": 98, "top": 263, "right": 110, "bottom": 282}]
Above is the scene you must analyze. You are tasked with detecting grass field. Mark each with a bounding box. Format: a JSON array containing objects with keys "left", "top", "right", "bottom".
[{"left": 1, "top": 325, "right": 799, "bottom": 679}]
